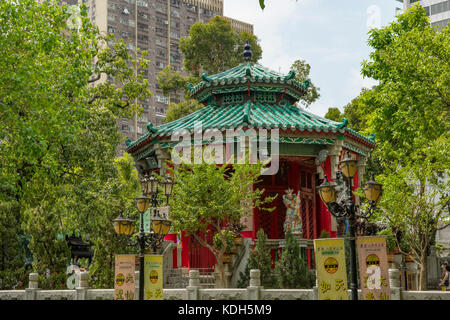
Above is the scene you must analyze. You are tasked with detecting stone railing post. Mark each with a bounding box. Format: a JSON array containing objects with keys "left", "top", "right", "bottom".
[
  {"left": 247, "top": 269, "right": 262, "bottom": 300},
  {"left": 312, "top": 269, "right": 318, "bottom": 300},
  {"left": 186, "top": 270, "right": 201, "bottom": 300},
  {"left": 389, "top": 268, "right": 402, "bottom": 300},
  {"left": 135, "top": 271, "right": 140, "bottom": 300},
  {"left": 76, "top": 272, "right": 89, "bottom": 300},
  {"left": 25, "top": 273, "right": 39, "bottom": 300}
]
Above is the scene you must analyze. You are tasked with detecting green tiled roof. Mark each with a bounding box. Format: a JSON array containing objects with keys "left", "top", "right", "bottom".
[
  {"left": 189, "top": 63, "right": 309, "bottom": 101},
  {"left": 126, "top": 101, "right": 375, "bottom": 152}
]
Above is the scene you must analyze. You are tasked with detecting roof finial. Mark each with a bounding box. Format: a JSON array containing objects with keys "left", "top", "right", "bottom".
[{"left": 243, "top": 40, "right": 252, "bottom": 62}]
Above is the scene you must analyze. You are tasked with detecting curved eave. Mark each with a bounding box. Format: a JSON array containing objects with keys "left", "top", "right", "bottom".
[{"left": 126, "top": 105, "right": 375, "bottom": 155}]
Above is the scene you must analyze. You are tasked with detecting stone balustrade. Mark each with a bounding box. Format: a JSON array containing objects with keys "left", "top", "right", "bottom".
[{"left": 1, "top": 268, "right": 449, "bottom": 300}]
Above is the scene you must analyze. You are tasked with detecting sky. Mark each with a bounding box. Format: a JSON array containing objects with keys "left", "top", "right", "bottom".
[{"left": 223, "top": 0, "right": 401, "bottom": 117}]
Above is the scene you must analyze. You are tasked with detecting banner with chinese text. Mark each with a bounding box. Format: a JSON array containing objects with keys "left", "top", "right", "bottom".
[
  {"left": 314, "top": 238, "right": 348, "bottom": 300},
  {"left": 114, "top": 255, "right": 135, "bottom": 300},
  {"left": 144, "top": 255, "right": 163, "bottom": 300},
  {"left": 356, "top": 236, "right": 391, "bottom": 300}
]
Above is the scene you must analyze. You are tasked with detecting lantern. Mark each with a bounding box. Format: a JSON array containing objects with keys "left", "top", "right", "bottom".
[
  {"left": 135, "top": 196, "right": 150, "bottom": 214},
  {"left": 339, "top": 151, "right": 358, "bottom": 179},
  {"left": 317, "top": 176, "right": 337, "bottom": 206},
  {"left": 113, "top": 214, "right": 135, "bottom": 236},
  {"left": 363, "top": 177, "right": 383, "bottom": 204}
]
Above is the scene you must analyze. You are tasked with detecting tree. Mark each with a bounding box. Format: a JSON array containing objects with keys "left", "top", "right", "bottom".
[
  {"left": 290, "top": 59, "right": 320, "bottom": 107},
  {"left": 179, "top": 16, "right": 262, "bottom": 77},
  {"left": 158, "top": 18, "right": 263, "bottom": 123},
  {"left": 274, "top": 230, "right": 315, "bottom": 289},
  {"left": 376, "top": 161, "right": 449, "bottom": 291},
  {"left": 0, "top": 0, "right": 150, "bottom": 287},
  {"left": 164, "top": 99, "right": 204, "bottom": 124},
  {"left": 359, "top": 5, "right": 450, "bottom": 290},
  {"left": 238, "top": 229, "right": 275, "bottom": 288},
  {"left": 157, "top": 65, "right": 188, "bottom": 98},
  {"left": 169, "top": 162, "right": 274, "bottom": 288},
  {"left": 324, "top": 108, "right": 343, "bottom": 122}
]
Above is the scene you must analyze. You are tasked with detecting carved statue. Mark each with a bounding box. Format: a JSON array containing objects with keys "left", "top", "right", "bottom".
[{"left": 282, "top": 188, "right": 303, "bottom": 236}]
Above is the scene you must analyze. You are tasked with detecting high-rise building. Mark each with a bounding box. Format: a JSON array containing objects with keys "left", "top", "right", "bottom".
[
  {"left": 65, "top": 0, "right": 253, "bottom": 152},
  {"left": 397, "top": 0, "right": 450, "bottom": 28}
]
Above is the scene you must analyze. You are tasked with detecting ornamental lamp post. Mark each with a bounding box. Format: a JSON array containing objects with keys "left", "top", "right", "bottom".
[
  {"left": 113, "top": 173, "right": 174, "bottom": 300},
  {"left": 318, "top": 151, "right": 382, "bottom": 300}
]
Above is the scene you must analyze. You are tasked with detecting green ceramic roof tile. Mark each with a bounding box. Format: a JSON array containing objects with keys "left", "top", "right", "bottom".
[
  {"left": 190, "top": 63, "right": 309, "bottom": 101},
  {"left": 126, "top": 102, "right": 375, "bottom": 152}
]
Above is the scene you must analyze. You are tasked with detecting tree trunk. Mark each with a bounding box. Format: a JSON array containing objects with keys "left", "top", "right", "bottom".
[
  {"left": 215, "top": 258, "right": 227, "bottom": 288},
  {"left": 419, "top": 252, "right": 428, "bottom": 291}
]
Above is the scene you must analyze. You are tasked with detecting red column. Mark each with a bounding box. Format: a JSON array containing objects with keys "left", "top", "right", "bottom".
[
  {"left": 320, "top": 156, "right": 336, "bottom": 238},
  {"left": 180, "top": 231, "right": 189, "bottom": 268}
]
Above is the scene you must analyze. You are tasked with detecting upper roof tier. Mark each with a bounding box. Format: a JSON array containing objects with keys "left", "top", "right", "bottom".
[{"left": 188, "top": 62, "right": 310, "bottom": 103}]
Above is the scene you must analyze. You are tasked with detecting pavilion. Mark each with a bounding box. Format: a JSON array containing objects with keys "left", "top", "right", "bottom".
[{"left": 125, "top": 43, "right": 375, "bottom": 271}]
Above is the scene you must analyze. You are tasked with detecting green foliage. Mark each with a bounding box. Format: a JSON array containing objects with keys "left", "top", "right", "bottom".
[
  {"left": 238, "top": 229, "right": 275, "bottom": 288},
  {"left": 213, "top": 230, "right": 235, "bottom": 252},
  {"left": 319, "top": 230, "right": 331, "bottom": 239},
  {"left": 259, "top": 0, "right": 265, "bottom": 10},
  {"left": 157, "top": 65, "right": 188, "bottom": 97},
  {"left": 179, "top": 16, "right": 262, "bottom": 77},
  {"left": 169, "top": 162, "right": 274, "bottom": 287},
  {"left": 274, "top": 230, "right": 315, "bottom": 289},
  {"left": 164, "top": 99, "right": 204, "bottom": 123},
  {"left": 340, "top": 88, "right": 372, "bottom": 133},
  {"left": 377, "top": 228, "right": 410, "bottom": 253},
  {"left": 290, "top": 59, "right": 320, "bottom": 107},
  {"left": 360, "top": 5, "right": 449, "bottom": 166},
  {"left": 324, "top": 108, "right": 343, "bottom": 122},
  {"left": 0, "top": 0, "right": 148, "bottom": 288},
  {"left": 358, "top": 6, "right": 449, "bottom": 289},
  {"left": 38, "top": 272, "right": 67, "bottom": 290},
  {"left": 0, "top": 201, "right": 28, "bottom": 289}
]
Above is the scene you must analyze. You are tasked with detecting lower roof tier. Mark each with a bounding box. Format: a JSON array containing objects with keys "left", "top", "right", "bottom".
[{"left": 126, "top": 101, "right": 375, "bottom": 153}]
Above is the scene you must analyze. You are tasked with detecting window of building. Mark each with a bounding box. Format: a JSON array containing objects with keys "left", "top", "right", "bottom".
[
  {"left": 430, "top": 1, "right": 450, "bottom": 15},
  {"left": 431, "top": 18, "right": 450, "bottom": 28},
  {"left": 155, "top": 95, "right": 169, "bottom": 104},
  {"left": 137, "top": 0, "right": 148, "bottom": 7}
]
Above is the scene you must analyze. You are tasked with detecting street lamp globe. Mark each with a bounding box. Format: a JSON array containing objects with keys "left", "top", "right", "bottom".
[
  {"left": 113, "top": 214, "right": 135, "bottom": 236},
  {"left": 317, "top": 176, "right": 337, "bottom": 206},
  {"left": 147, "top": 174, "right": 159, "bottom": 197},
  {"left": 363, "top": 176, "right": 383, "bottom": 205},
  {"left": 135, "top": 196, "right": 150, "bottom": 214},
  {"left": 151, "top": 215, "right": 172, "bottom": 237},
  {"left": 140, "top": 174, "right": 151, "bottom": 196},
  {"left": 162, "top": 176, "right": 175, "bottom": 203},
  {"left": 339, "top": 152, "right": 358, "bottom": 179}
]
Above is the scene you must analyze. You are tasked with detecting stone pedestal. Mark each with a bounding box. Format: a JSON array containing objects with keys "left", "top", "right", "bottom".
[
  {"left": 247, "top": 269, "right": 262, "bottom": 300},
  {"left": 186, "top": 270, "right": 201, "bottom": 300}
]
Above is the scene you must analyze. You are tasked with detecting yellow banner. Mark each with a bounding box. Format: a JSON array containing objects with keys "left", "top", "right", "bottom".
[
  {"left": 114, "top": 255, "right": 136, "bottom": 300},
  {"left": 144, "top": 255, "right": 164, "bottom": 300},
  {"left": 314, "top": 238, "right": 348, "bottom": 300},
  {"left": 356, "top": 236, "right": 391, "bottom": 300}
]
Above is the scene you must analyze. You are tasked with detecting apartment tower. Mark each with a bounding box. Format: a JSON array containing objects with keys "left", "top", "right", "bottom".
[
  {"left": 396, "top": 0, "right": 450, "bottom": 28},
  {"left": 64, "top": 0, "right": 253, "bottom": 152}
]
